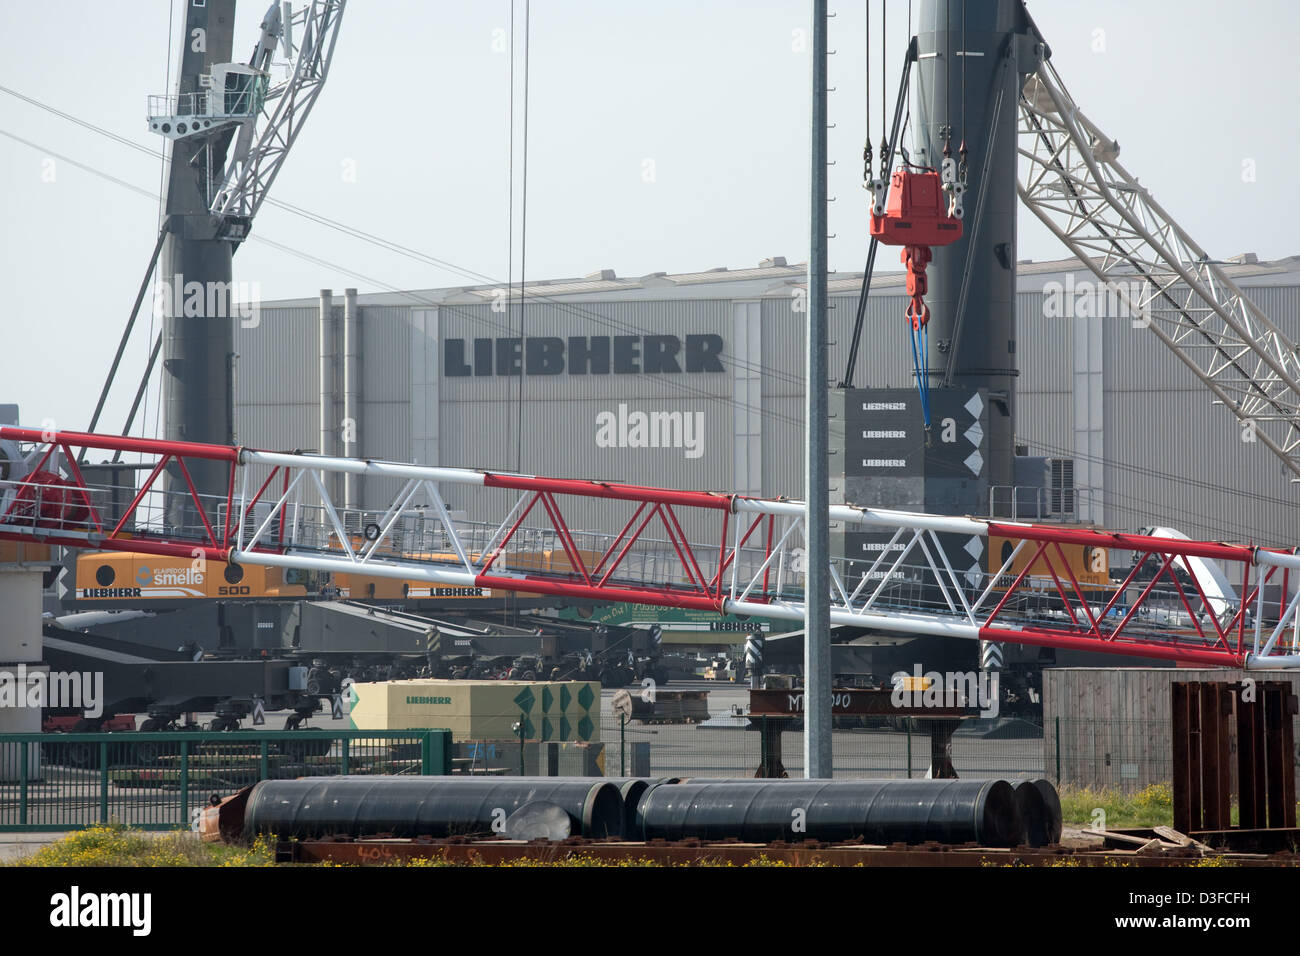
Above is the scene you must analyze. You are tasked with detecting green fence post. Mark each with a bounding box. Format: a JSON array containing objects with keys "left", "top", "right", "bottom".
[
  {"left": 421, "top": 732, "right": 431, "bottom": 775},
  {"left": 620, "top": 714, "right": 626, "bottom": 776},
  {"left": 99, "top": 740, "right": 109, "bottom": 824},
  {"left": 259, "top": 739, "right": 269, "bottom": 781},
  {"left": 518, "top": 713, "right": 526, "bottom": 777},
  {"left": 180, "top": 739, "right": 190, "bottom": 828},
  {"left": 341, "top": 737, "right": 350, "bottom": 775},
  {"left": 1055, "top": 716, "right": 1062, "bottom": 783},
  {"left": 906, "top": 720, "right": 913, "bottom": 779},
  {"left": 18, "top": 741, "right": 28, "bottom": 827}
]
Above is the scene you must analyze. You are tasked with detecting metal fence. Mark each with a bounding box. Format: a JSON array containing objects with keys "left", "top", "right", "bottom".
[
  {"left": 603, "top": 714, "right": 1300, "bottom": 793},
  {"left": 1047, "top": 717, "right": 1176, "bottom": 792},
  {"left": 11, "top": 716, "right": 1266, "bottom": 832},
  {"left": 0, "top": 730, "right": 452, "bottom": 832},
  {"left": 601, "top": 714, "right": 1047, "bottom": 781}
]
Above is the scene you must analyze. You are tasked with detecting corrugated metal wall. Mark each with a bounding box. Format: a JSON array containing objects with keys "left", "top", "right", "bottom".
[
  {"left": 234, "top": 276, "right": 1300, "bottom": 548},
  {"left": 1013, "top": 281, "right": 1300, "bottom": 542},
  {"left": 234, "top": 305, "right": 319, "bottom": 449}
]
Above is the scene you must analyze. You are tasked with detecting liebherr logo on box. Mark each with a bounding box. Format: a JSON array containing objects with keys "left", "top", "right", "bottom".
[{"left": 595, "top": 404, "right": 705, "bottom": 459}]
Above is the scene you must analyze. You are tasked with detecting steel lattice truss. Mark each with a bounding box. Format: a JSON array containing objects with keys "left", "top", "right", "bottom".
[
  {"left": 211, "top": 0, "right": 346, "bottom": 230},
  {"left": 1018, "top": 58, "right": 1300, "bottom": 479},
  {"left": 4, "top": 428, "right": 1300, "bottom": 670}
]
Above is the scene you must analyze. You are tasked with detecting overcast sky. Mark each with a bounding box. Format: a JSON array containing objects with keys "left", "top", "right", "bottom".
[{"left": 2, "top": 0, "right": 1296, "bottom": 437}]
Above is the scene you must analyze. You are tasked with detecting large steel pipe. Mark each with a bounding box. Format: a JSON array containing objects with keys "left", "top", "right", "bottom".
[
  {"left": 635, "top": 779, "right": 1023, "bottom": 846},
  {"left": 1032, "top": 778, "right": 1063, "bottom": 845},
  {"left": 244, "top": 777, "right": 624, "bottom": 840},
  {"left": 601, "top": 777, "right": 674, "bottom": 838},
  {"left": 1014, "top": 780, "right": 1050, "bottom": 847}
]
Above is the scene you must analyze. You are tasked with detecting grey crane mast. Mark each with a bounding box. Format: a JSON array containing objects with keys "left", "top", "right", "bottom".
[
  {"left": 153, "top": 0, "right": 242, "bottom": 530},
  {"left": 145, "top": 1, "right": 345, "bottom": 529},
  {"left": 831, "top": 0, "right": 1037, "bottom": 676}
]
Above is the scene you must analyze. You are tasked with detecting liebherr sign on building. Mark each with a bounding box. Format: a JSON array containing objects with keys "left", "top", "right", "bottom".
[
  {"left": 442, "top": 334, "right": 725, "bottom": 377},
  {"left": 439, "top": 333, "right": 727, "bottom": 463}
]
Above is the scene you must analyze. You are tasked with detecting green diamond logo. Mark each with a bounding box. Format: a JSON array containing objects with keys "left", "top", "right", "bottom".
[
  {"left": 513, "top": 687, "right": 535, "bottom": 713},
  {"left": 541, "top": 687, "right": 553, "bottom": 713},
  {"left": 559, "top": 685, "right": 572, "bottom": 711},
  {"left": 559, "top": 715, "right": 571, "bottom": 740},
  {"left": 541, "top": 717, "right": 553, "bottom": 741},
  {"left": 577, "top": 716, "right": 594, "bottom": 741},
  {"left": 522, "top": 717, "right": 535, "bottom": 739},
  {"left": 577, "top": 684, "right": 595, "bottom": 712}
]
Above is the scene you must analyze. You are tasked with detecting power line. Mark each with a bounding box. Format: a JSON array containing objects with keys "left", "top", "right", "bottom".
[
  {"left": 6, "top": 123, "right": 1293, "bottom": 542},
  {"left": 0, "top": 124, "right": 812, "bottom": 433},
  {"left": 1022, "top": 434, "right": 1298, "bottom": 511},
  {"left": 13, "top": 116, "right": 1294, "bottom": 531},
  {"left": 0, "top": 83, "right": 808, "bottom": 390},
  {"left": 1018, "top": 438, "right": 1296, "bottom": 542}
]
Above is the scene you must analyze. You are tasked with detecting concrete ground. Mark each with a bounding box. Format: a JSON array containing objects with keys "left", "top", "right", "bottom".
[{"left": 0, "top": 832, "right": 66, "bottom": 863}]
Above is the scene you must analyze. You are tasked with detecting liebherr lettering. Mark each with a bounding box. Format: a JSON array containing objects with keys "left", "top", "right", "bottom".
[{"left": 443, "top": 334, "right": 725, "bottom": 376}]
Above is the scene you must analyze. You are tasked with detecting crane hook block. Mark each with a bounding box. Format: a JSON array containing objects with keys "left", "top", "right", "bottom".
[
  {"left": 869, "top": 168, "right": 963, "bottom": 331},
  {"left": 903, "top": 245, "right": 932, "bottom": 330},
  {"left": 868, "top": 168, "right": 964, "bottom": 247}
]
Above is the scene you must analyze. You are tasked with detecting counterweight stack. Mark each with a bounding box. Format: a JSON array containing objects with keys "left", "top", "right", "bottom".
[{"left": 913, "top": 0, "right": 1037, "bottom": 491}]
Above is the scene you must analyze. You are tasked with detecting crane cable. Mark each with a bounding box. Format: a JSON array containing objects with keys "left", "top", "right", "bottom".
[
  {"left": 961, "top": 0, "right": 967, "bottom": 158},
  {"left": 880, "top": 0, "right": 887, "bottom": 151},
  {"left": 903, "top": 0, "right": 931, "bottom": 433},
  {"left": 515, "top": 0, "right": 531, "bottom": 477},
  {"left": 503, "top": 0, "right": 515, "bottom": 473},
  {"left": 146, "top": 0, "right": 176, "bottom": 454},
  {"left": 863, "top": 1, "right": 870, "bottom": 181}
]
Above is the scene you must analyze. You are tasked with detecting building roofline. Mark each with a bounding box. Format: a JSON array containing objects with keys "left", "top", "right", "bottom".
[{"left": 261, "top": 252, "right": 1300, "bottom": 309}]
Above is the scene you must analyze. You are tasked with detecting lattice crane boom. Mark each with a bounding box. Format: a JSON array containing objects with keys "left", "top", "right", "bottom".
[
  {"left": 210, "top": 0, "right": 347, "bottom": 241},
  {"left": 1018, "top": 54, "right": 1300, "bottom": 479},
  {"left": 3, "top": 427, "right": 1300, "bottom": 671}
]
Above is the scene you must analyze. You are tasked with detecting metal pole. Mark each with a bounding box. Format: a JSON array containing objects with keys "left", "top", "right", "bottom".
[
  {"left": 1055, "top": 715, "right": 1062, "bottom": 783},
  {"left": 180, "top": 739, "right": 189, "bottom": 828},
  {"left": 804, "top": 0, "right": 832, "bottom": 779},
  {"left": 620, "top": 713, "right": 626, "bottom": 776},
  {"left": 319, "top": 289, "right": 334, "bottom": 503},
  {"left": 342, "top": 287, "right": 361, "bottom": 510}
]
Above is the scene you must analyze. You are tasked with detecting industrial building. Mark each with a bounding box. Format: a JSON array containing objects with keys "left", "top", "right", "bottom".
[{"left": 237, "top": 252, "right": 1300, "bottom": 548}]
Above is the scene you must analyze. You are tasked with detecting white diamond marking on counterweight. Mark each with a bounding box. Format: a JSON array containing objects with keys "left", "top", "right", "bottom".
[
  {"left": 964, "top": 421, "right": 984, "bottom": 447},
  {"left": 964, "top": 393, "right": 983, "bottom": 419},
  {"left": 964, "top": 449, "right": 983, "bottom": 475},
  {"left": 964, "top": 536, "right": 982, "bottom": 560}
]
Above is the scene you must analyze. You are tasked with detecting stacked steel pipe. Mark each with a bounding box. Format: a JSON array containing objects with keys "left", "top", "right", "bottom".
[{"left": 243, "top": 776, "right": 1061, "bottom": 848}]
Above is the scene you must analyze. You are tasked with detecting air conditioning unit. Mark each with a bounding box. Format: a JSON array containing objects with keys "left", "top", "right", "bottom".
[{"left": 1048, "top": 457, "right": 1076, "bottom": 516}]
